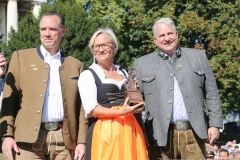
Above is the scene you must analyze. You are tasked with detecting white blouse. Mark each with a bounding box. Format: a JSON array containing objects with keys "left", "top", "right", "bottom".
[{"left": 78, "top": 63, "right": 128, "bottom": 117}]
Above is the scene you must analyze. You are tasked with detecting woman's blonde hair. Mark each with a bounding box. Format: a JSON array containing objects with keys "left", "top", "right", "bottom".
[{"left": 89, "top": 28, "right": 118, "bottom": 54}]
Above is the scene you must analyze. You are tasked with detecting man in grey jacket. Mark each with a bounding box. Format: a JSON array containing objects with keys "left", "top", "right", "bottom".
[{"left": 134, "top": 17, "right": 222, "bottom": 159}]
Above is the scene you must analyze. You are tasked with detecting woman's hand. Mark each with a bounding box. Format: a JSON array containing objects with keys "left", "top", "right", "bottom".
[{"left": 120, "top": 97, "right": 144, "bottom": 115}]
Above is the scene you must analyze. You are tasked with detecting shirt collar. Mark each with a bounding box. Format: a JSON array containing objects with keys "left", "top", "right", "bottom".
[
  {"left": 40, "top": 45, "right": 61, "bottom": 60},
  {"left": 158, "top": 47, "right": 181, "bottom": 60}
]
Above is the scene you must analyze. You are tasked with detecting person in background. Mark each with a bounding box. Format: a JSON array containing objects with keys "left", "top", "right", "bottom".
[
  {"left": 234, "top": 151, "right": 240, "bottom": 160},
  {"left": 219, "top": 149, "right": 230, "bottom": 160},
  {"left": 0, "top": 11, "right": 87, "bottom": 160},
  {"left": 78, "top": 28, "right": 148, "bottom": 160},
  {"left": 134, "top": 17, "right": 222, "bottom": 159},
  {"left": 229, "top": 153, "right": 235, "bottom": 160},
  {"left": 0, "top": 54, "right": 7, "bottom": 92},
  {"left": 206, "top": 151, "right": 215, "bottom": 160},
  {"left": 233, "top": 140, "right": 237, "bottom": 147},
  {"left": 213, "top": 144, "right": 220, "bottom": 159}
]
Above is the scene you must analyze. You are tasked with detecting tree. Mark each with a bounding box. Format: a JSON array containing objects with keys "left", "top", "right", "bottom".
[
  {"left": 77, "top": 0, "right": 240, "bottom": 114},
  {"left": 4, "top": 0, "right": 240, "bottom": 114},
  {"left": 3, "top": 1, "right": 107, "bottom": 68}
]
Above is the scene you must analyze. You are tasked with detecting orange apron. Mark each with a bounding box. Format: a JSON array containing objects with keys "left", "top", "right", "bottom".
[{"left": 91, "top": 106, "right": 148, "bottom": 160}]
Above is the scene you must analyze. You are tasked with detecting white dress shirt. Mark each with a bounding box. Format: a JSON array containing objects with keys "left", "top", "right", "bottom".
[
  {"left": 159, "top": 50, "right": 189, "bottom": 122},
  {"left": 78, "top": 63, "right": 127, "bottom": 117},
  {"left": 40, "top": 45, "right": 64, "bottom": 122}
]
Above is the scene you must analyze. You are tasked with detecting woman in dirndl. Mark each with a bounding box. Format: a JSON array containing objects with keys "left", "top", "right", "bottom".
[{"left": 78, "top": 28, "right": 148, "bottom": 160}]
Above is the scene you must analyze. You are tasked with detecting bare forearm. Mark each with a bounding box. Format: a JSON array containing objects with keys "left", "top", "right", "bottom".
[
  {"left": 89, "top": 105, "right": 122, "bottom": 117},
  {"left": 88, "top": 99, "right": 144, "bottom": 118}
]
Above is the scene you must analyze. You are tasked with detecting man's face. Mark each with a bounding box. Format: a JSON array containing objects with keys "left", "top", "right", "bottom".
[
  {"left": 153, "top": 23, "right": 178, "bottom": 57},
  {"left": 207, "top": 156, "right": 214, "bottom": 160},
  {"left": 40, "top": 15, "right": 66, "bottom": 50},
  {"left": 219, "top": 152, "right": 229, "bottom": 160},
  {"left": 234, "top": 153, "right": 240, "bottom": 160}
]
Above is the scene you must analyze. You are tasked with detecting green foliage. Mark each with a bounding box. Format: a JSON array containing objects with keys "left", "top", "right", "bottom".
[
  {"left": 2, "top": 11, "right": 39, "bottom": 62},
  {"left": 4, "top": 0, "right": 240, "bottom": 116},
  {"left": 76, "top": 0, "right": 240, "bottom": 114},
  {"left": 3, "top": 1, "right": 107, "bottom": 68},
  {"left": 39, "top": 2, "right": 108, "bottom": 68}
]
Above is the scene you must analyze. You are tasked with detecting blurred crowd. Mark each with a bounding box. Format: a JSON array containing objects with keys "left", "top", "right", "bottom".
[{"left": 206, "top": 140, "right": 240, "bottom": 160}]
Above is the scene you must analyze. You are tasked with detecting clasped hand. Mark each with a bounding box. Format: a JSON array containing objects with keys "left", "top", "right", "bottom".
[{"left": 120, "top": 97, "right": 144, "bottom": 115}]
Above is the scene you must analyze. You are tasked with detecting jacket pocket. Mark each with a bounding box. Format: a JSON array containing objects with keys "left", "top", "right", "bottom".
[
  {"left": 142, "top": 75, "right": 156, "bottom": 95},
  {"left": 71, "top": 76, "right": 79, "bottom": 80},
  {"left": 193, "top": 69, "right": 205, "bottom": 87}
]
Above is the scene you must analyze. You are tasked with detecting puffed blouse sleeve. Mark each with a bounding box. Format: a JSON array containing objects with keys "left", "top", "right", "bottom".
[{"left": 78, "top": 70, "right": 98, "bottom": 117}]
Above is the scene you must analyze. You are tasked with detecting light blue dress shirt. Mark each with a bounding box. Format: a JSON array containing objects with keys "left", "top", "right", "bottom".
[{"left": 159, "top": 50, "right": 189, "bottom": 122}]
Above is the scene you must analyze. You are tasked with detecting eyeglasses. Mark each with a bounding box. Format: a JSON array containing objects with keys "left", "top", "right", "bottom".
[{"left": 91, "top": 42, "right": 114, "bottom": 51}]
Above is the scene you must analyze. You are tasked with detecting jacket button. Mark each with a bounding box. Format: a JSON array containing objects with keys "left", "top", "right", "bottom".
[
  {"left": 34, "top": 127, "right": 38, "bottom": 131},
  {"left": 169, "top": 86, "right": 173, "bottom": 90},
  {"left": 199, "top": 71, "right": 202, "bottom": 74},
  {"left": 45, "top": 66, "right": 49, "bottom": 69},
  {"left": 40, "top": 95, "right": 43, "bottom": 98},
  {"left": 168, "top": 100, "right": 172, "bottom": 104},
  {"left": 37, "top": 110, "right": 41, "bottom": 114},
  {"left": 169, "top": 73, "right": 174, "bottom": 77},
  {"left": 43, "top": 80, "right": 47, "bottom": 83},
  {"left": 166, "top": 116, "right": 170, "bottom": 120}
]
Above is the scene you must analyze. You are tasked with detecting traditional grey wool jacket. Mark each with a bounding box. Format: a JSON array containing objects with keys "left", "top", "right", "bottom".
[{"left": 134, "top": 47, "right": 222, "bottom": 146}]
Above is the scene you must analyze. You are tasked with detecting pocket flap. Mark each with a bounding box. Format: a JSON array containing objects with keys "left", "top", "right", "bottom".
[
  {"left": 142, "top": 76, "right": 155, "bottom": 83},
  {"left": 71, "top": 76, "right": 79, "bottom": 80},
  {"left": 193, "top": 69, "right": 205, "bottom": 76}
]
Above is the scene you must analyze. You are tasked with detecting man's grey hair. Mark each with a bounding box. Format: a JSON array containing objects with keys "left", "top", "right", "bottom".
[
  {"left": 152, "top": 17, "right": 177, "bottom": 37},
  {"left": 89, "top": 28, "right": 118, "bottom": 54},
  {"left": 40, "top": 11, "right": 65, "bottom": 29}
]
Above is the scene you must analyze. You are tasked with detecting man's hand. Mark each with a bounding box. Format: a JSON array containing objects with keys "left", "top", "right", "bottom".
[
  {"left": 2, "top": 137, "right": 19, "bottom": 160},
  {"left": 74, "top": 143, "right": 85, "bottom": 160},
  {"left": 207, "top": 127, "right": 219, "bottom": 144},
  {"left": 0, "top": 54, "right": 6, "bottom": 77}
]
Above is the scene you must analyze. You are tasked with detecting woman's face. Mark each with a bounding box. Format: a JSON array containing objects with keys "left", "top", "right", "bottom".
[{"left": 91, "top": 33, "right": 116, "bottom": 63}]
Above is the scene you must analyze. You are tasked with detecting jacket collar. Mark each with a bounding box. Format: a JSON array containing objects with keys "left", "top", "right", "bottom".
[{"left": 36, "top": 46, "right": 65, "bottom": 64}]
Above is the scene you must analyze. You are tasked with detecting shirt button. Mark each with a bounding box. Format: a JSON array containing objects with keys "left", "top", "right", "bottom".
[
  {"left": 169, "top": 86, "right": 173, "bottom": 90},
  {"left": 169, "top": 73, "right": 174, "bottom": 77},
  {"left": 34, "top": 127, "right": 38, "bottom": 131},
  {"left": 45, "top": 66, "right": 49, "bottom": 69},
  {"left": 37, "top": 110, "right": 41, "bottom": 114},
  {"left": 168, "top": 100, "right": 172, "bottom": 104}
]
